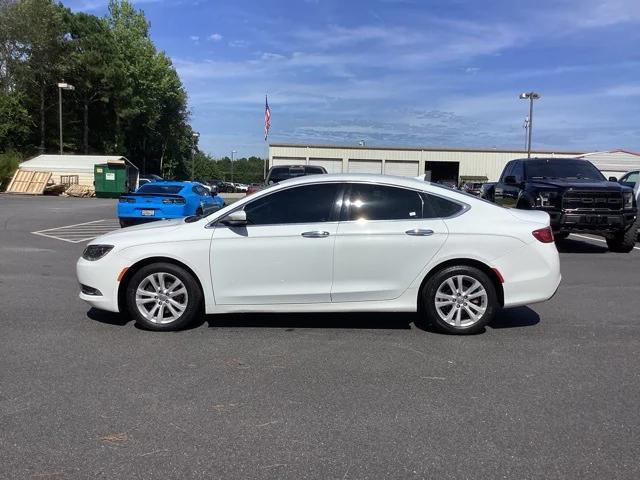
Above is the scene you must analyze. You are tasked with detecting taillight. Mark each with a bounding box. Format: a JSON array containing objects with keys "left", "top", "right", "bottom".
[
  {"left": 532, "top": 227, "right": 554, "bottom": 243},
  {"left": 162, "top": 197, "right": 186, "bottom": 204}
]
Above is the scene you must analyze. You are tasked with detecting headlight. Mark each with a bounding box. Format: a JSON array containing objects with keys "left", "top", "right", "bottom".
[
  {"left": 623, "top": 191, "right": 634, "bottom": 209},
  {"left": 82, "top": 244, "right": 114, "bottom": 261},
  {"left": 536, "top": 191, "right": 557, "bottom": 207}
]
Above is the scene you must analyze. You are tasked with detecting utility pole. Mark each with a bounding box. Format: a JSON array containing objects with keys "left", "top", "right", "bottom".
[
  {"left": 191, "top": 132, "right": 199, "bottom": 180},
  {"left": 57, "top": 82, "right": 75, "bottom": 155}
]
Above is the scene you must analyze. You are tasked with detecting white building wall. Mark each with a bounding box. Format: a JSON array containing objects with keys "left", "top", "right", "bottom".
[
  {"left": 578, "top": 151, "right": 640, "bottom": 179},
  {"left": 270, "top": 145, "right": 584, "bottom": 182}
]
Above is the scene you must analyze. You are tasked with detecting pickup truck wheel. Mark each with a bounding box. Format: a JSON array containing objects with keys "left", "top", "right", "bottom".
[
  {"left": 606, "top": 224, "right": 637, "bottom": 253},
  {"left": 126, "top": 262, "right": 203, "bottom": 331},
  {"left": 421, "top": 266, "right": 498, "bottom": 335}
]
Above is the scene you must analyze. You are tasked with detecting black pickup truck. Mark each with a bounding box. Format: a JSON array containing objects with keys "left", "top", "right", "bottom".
[{"left": 482, "top": 157, "right": 637, "bottom": 252}]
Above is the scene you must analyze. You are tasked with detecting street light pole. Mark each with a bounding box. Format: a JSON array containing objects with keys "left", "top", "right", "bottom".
[
  {"left": 57, "top": 82, "right": 75, "bottom": 155},
  {"left": 522, "top": 117, "right": 529, "bottom": 152},
  {"left": 519, "top": 92, "right": 540, "bottom": 158},
  {"left": 191, "top": 132, "right": 199, "bottom": 180}
]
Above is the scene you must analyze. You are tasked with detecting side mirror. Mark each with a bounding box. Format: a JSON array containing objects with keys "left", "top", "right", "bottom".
[
  {"left": 210, "top": 185, "right": 219, "bottom": 195},
  {"left": 608, "top": 176, "right": 618, "bottom": 182},
  {"left": 504, "top": 175, "right": 517, "bottom": 185},
  {"left": 221, "top": 210, "right": 247, "bottom": 226}
]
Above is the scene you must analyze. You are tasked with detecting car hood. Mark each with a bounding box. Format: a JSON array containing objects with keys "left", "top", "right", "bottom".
[
  {"left": 91, "top": 218, "right": 185, "bottom": 244},
  {"left": 528, "top": 179, "right": 627, "bottom": 191}
]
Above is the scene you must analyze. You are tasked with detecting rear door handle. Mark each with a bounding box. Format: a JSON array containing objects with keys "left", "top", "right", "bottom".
[
  {"left": 301, "top": 231, "right": 330, "bottom": 238},
  {"left": 405, "top": 228, "right": 434, "bottom": 236}
]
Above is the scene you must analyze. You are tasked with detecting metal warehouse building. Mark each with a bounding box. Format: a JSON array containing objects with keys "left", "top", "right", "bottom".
[{"left": 269, "top": 144, "right": 585, "bottom": 184}]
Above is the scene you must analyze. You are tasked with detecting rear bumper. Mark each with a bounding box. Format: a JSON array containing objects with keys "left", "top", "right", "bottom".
[{"left": 493, "top": 241, "right": 561, "bottom": 308}]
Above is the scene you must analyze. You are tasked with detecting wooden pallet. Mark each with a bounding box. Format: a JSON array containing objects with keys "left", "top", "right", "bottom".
[{"left": 5, "top": 169, "right": 52, "bottom": 195}]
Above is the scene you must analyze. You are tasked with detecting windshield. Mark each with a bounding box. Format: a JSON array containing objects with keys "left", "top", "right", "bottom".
[
  {"left": 137, "top": 184, "right": 183, "bottom": 194},
  {"left": 525, "top": 159, "right": 605, "bottom": 181}
]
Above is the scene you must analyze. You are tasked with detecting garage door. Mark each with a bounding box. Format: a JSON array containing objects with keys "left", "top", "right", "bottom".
[
  {"left": 384, "top": 161, "right": 419, "bottom": 177},
  {"left": 309, "top": 158, "right": 343, "bottom": 173},
  {"left": 272, "top": 157, "right": 305, "bottom": 167},
  {"left": 348, "top": 160, "right": 382, "bottom": 174}
]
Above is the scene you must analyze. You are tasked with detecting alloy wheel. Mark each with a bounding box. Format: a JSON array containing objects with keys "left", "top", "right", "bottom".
[
  {"left": 135, "top": 272, "right": 189, "bottom": 324},
  {"left": 434, "top": 274, "right": 488, "bottom": 327}
]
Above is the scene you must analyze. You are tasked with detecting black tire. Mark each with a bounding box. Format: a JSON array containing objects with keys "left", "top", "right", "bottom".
[
  {"left": 606, "top": 224, "right": 637, "bottom": 253},
  {"left": 119, "top": 219, "right": 130, "bottom": 228},
  {"left": 126, "top": 262, "right": 203, "bottom": 331},
  {"left": 421, "top": 265, "right": 498, "bottom": 334}
]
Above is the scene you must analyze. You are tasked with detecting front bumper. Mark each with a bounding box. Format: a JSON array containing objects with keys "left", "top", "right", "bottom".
[
  {"left": 547, "top": 210, "right": 637, "bottom": 234},
  {"left": 76, "top": 255, "right": 127, "bottom": 313}
]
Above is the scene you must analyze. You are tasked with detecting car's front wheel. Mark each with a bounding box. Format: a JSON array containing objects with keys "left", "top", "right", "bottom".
[
  {"left": 421, "top": 265, "right": 498, "bottom": 334},
  {"left": 126, "top": 262, "right": 202, "bottom": 331}
]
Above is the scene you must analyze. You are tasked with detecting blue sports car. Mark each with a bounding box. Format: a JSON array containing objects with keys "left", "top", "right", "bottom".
[{"left": 118, "top": 181, "right": 225, "bottom": 227}]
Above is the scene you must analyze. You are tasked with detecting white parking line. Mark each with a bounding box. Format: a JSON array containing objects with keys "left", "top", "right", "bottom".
[
  {"left": 570, "top": 233, "right": 640, "bottom": 251},
  {"left": 32, "top": 219, "right": 120, "bottom": 243}
]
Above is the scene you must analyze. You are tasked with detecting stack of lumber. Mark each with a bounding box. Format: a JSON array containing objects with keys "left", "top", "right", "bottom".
[{"left": 64, "top": 184, "right": 95, "bottom": 197}]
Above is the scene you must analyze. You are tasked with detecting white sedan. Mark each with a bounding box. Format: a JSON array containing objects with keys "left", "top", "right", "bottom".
[{"left": 77, "top": 174, "right": 561, "bottom": 334}]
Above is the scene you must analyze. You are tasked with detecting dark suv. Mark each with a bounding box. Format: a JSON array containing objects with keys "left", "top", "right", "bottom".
[{"left": 483, "top": 157, "right": 637, "bottom": 252}]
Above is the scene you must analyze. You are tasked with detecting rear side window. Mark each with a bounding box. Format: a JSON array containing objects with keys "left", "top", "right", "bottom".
[
  {"left": 244, "top": 183, "right": 340, "bottom": 225},
  {"left": 422, "top": 193, "right": 464, "bottom": 218},
  {"left": 137, "top": 184, "right": 183, "bottom": 194},
  {"left": 500, "top": 161, "right": 514, "bottom": 182},
  {"left": 344, "top": 184, "right": 423, "bottom": 221}
]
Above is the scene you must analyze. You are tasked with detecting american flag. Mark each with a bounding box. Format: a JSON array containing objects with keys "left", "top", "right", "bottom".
[{"left": 264, "top": 95, "right": 271, "bottom": 141}]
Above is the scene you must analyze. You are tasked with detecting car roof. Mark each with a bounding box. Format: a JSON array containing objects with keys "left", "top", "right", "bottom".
[{"left": 272, "top": 173, "right": 451, "bottom": 193}]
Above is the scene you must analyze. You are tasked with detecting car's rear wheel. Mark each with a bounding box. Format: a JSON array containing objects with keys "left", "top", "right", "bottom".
[
  {"left": 606, "top": 224, "right": 637, "bottom": 253},
  {"left": 421, "top": 265, "right": 498, "bottom": 334},
  {"left": 126, "top": 262, "right": 202, "bottom": 331}
]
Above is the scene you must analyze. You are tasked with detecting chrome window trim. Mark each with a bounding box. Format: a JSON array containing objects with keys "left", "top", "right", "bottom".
[{"left": 206, "top": 179, "right": 471, "bottom": 229}]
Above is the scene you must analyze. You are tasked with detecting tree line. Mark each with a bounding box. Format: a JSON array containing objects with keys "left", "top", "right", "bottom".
[{"left": 0, "top": 0, "right": 265, "bottom": 187}]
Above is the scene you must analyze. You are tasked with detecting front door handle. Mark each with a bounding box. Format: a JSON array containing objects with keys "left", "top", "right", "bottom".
[
  {"left": 301, "top": 231, "right": 330, "bottom": 238},
  {"left": 405, "top": 228, "right": 434, "bottom": 236}
]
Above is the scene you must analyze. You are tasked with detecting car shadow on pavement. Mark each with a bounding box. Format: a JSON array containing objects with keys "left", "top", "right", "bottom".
[
  {"left": 488, "top": 306, "right": 540, "bottom": 329},
  {"left": 555, "top": 238, "right": 608, "bottom": 254},
  {"left": 87, "top": 306, "right": 540, "bottom": 332},
  {"left": 87, "top": 308, "right": 131, "bottom": 326},
  {"left": 205, "top": 312, "right": 415, "bottom": 330}
]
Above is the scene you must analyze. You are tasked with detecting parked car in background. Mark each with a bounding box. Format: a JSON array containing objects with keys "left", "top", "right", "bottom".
[
  {"left": 461, "top": 182, "right": 483, "bottom": 196},
  {"left": 483, "top": 158, "right": 637, "bottom": 252},
  {"left": 138, "top": 174, "right": 163, "bottom": 187},
  {"left": 246, "top": 165, "right": 327, "bottom": 195},
  {"left": 117, "top": 181, "right": 224, "bottom": 227},
  {"left": 78, "top": 174, "right": 561, "bottom": 334},
  {"left": 618, "top": 170, "right": 639, "bottom": 239}
]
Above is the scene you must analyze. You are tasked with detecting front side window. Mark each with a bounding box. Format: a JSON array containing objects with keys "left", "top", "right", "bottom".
[
  {"left": 621, "top": 171, "right": 638, "bottom": 186},
  {"left": 244, "top": 183, "right": 340, "bottom": 225},
  {"left": 511, "top": 161, "right": 524, "bottom": 183},
  {"left": 500, "top": 161, "right": 514, "bottom": 182},
  {"left": 344, "top": 184, "right": 423, "bottom": 221}
]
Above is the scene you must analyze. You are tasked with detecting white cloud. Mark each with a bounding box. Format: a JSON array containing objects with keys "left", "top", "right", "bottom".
[{"left": 208, "top": 33, "right": 223, "bottom": 42}]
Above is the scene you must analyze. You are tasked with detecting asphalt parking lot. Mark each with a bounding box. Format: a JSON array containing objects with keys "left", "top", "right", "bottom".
[{"left": 1, "top": 194, "right": 639, "bottom": 480}]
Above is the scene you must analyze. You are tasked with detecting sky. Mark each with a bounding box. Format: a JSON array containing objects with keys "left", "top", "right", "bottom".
[{"left": 66, "top": 0, "right": 640, "bottom": 158}]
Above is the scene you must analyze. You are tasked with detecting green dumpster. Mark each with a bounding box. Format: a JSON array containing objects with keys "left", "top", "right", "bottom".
[{"left": 94, "top": 163, "right": 131, "bottom": 198}]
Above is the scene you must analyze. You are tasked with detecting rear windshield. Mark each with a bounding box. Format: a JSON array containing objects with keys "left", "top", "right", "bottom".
[
  {"left": 137, "top": 184, "right": 183, "bottom": 194},
  {"left": 268, "top": 166, "right": 325, "bottom": 183},
  {"left": 525, "top": 159, "right": 605, "bottom": 181}
]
